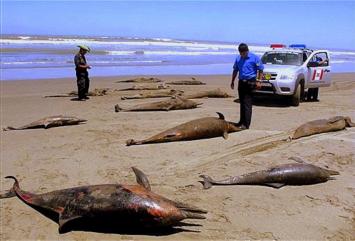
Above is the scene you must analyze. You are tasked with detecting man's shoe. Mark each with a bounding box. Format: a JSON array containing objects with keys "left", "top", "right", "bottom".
[
  {"left": 77, "top": 98, "right": 86, "bottom": 101},
  {"left": 235, "top": 121, "right": 242, "bottom": 127},
  {"left": 239, "top": 125, "right": 248, "bottom": 130},
  {"left": 84, "top": 96, "right": 90, "bottom": 100}
]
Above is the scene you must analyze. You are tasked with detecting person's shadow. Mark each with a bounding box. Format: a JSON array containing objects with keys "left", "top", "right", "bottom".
[
  {"left": 70, "top": 98, "right": 86, "bottom": 102},
  {"left": 234, "top": 96, "right": 291, "bottom": 108}
]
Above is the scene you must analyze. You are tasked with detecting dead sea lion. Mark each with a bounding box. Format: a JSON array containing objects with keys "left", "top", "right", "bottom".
[
  {"left": 291, "top": 116, "right": 355, "bottom": 139},
  {"left": 126, "top": 112, "right": 243, "bottom": 146},
  {"left": 183, "top": 89, "right": 232, "bottom": 99},
  {"left": 116, "top": 77, "right": 163, "bottom": 83},
  {"left": 120, "top": 89, "right": 184, "bottom": 100},
  {"left": 118, "top": 84, "right": 168, "bottom": 91},
  {"left": 2, "top": 115, "right": 87, "bottom": 131},
  {"left": 199, "top": 158, "right": 339, "bottom": 189},
  {"left": 1, "top": 167, "right": 207, "bottom": 233},
  {"left": 115, "top": 96, "right": 202, "bottom": 112}
]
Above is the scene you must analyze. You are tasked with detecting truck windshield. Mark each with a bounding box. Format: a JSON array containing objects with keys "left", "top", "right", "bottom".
[{"left": 261, "top": 52, "right": 303, "bottom": 66}]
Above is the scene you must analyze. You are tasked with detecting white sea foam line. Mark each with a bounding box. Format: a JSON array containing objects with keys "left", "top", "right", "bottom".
[
  {"left": 106, "top": 50, "right": 235, "bottom": 56},
  {"left": 1, "top": 60, "right": 163, "bottom": 65},
  {"left": 330, "top": 51, "right": 355, "bottom": 56},
  {"left": 0, "top": 39, "right": 270, "bottom": 52},
  {"left": 332, "top": 60, "right": 355, "bottom": 64},
  {"left": 3, "top": 38, "right": 355, "bottom": 56}
]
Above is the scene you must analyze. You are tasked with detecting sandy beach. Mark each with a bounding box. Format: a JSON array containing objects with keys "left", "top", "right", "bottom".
[{"left": 0, "top": 73, "right": 354, "bottom": 240}]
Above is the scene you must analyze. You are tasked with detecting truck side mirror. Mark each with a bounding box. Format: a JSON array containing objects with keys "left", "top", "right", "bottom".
[{"left": 307, "top": 61, "right": 319, "bottom": 68}]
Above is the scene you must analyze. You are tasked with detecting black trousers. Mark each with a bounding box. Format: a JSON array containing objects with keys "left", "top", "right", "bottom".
[
  {"left": 238, "top": 79, "right": 256, "bottom": 128},
  {"left": 76, "top": 71, "right": 90, "bottom": 99}
]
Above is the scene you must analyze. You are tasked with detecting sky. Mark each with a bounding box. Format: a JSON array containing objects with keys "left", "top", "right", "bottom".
[{"left": 1, "top": 0, "right": 355, "bottom": 50}]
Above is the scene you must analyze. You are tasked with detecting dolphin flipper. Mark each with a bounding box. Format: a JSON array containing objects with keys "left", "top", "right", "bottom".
[
  {"left": 263, "top": 183, "right": 285, "bottom": 188},
  {"left": 58, "top": 211, "right": 82, "bottom": 233},
  {"left": 289, "top": 156, "right": 306, "bottom": 163}
]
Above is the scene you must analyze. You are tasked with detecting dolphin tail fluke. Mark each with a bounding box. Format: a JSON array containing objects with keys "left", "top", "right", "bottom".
[
  {"left": 345, "top": 117, "right": 355, "bottom": 127},
  {"left": 5, "top": 176, "right": 20, "bottom": 191},
  {"left": 199, "top": 175, "right": 213, "bottom": 189},
  {"left": 2, "top": 126, "right": 17, "bottom": 131},
  {"left": 126, "top": 139, "right": 140, "bottom": 146},
  {"left": 114, "top": 104, "right": 123, "bottom": 112},
  {"left": 0, "top": 188, "right": 16, "bottom": 199}
]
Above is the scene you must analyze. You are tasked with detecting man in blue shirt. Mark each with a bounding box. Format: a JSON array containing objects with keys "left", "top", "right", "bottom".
[{"left": 230, "top": 43, "right": 264, "bottom": 129}]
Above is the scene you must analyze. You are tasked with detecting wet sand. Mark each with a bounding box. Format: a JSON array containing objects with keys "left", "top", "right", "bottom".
[{"left": 1, "top": 73, "right": 354, "bottom": 240}]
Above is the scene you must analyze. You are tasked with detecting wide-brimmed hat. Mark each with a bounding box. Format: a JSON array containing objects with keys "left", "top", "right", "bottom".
[{"left": 77, "top": 45, "right": 91, "bottom": 52}]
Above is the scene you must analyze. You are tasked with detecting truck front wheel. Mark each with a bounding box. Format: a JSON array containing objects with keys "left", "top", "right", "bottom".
[{"left": 290, "top": 82, "right": 303, "bottom": 106}]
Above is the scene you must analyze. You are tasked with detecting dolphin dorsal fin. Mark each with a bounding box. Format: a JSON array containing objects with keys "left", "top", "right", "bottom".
[
  {"left": 216, "top": 112, "right": 225, "bottom": 120},
  {"left": 131, "top": 167, "right": 151, "bottom": 191}
]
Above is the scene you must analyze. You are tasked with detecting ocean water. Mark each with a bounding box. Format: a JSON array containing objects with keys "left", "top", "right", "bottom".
[{"left": 1, "top": 35, "right": 355, "bottom": 81}]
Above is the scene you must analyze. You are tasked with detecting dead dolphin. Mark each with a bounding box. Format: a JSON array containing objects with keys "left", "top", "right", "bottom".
[
  {"left": 291, "top": 116, "right": 355, "bottom": 139},
  {"left": 167, "top": 79, "right": 206, "bottom": 85},
  {"left": 2, "top": 115, "right": 87, "bottom": 131},
  {"left": 126, "top": 112, "right": 243, "bottom": 146},
  {"left": 1, "top": 167, "right": 207, "bottom": 233},
  {"left": 183, "top": 89, "right": 232, "bottom": 99},
  {"left": 116, "top": 77, "right": 163, "bottom": 83},
  {"left": 115, "top": 96, "right": 202, "bottom": 112},
  {"left": 199, "top": 158, "right": 339, "bottom": 189},
  {"left": 118, "top": 84, "right": 168, "bottom": 91},
  {"left": 120, "top": 89, "right": 184, "bottom": 100},
  {"left": 44, "top": 88, "right": 109, "bottom": 98}
]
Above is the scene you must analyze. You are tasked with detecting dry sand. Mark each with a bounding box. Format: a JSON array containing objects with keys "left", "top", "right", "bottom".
[{"left": 0, "top": 73, "right": 354, "bottom": 240}]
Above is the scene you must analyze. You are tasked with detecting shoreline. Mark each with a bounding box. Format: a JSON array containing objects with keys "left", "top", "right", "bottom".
[{"left": 1, "top": 72, "right": 355, "bottom": 83}]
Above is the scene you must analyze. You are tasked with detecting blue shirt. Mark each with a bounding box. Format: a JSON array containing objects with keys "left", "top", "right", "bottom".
[{"left": 233, "top": 52, "right": 264, "bottom": 80}]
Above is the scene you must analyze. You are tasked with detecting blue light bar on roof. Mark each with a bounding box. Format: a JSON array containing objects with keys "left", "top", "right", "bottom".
[{"left": 289, "top": 44, "right": 307, "bottom": 49}]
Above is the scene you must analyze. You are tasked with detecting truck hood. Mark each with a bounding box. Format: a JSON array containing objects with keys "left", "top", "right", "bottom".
[{"left": 263, "top": 64, "right": 300, "bottom": 73}]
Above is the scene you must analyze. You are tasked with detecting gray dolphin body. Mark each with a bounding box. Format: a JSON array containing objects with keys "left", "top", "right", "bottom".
[
  {"left": 1, "top": 167, "right": 206, "bottom": 233},
  {"left": 116, "top": 77, "right": 163, "bottom": 83},
  {"left": 2, "top": 115, "right": 87, "bottom": 131},
  {"left": 199, "top": 162, "right": 339, "bottom": 189},
  {"left": 44, "top": 88, "right": 109, "bottom": 98},
  {"left": 118, "top": 84, "right": 167, "bottom": 91},
  {"left": 167, "top": 80, "right": 206, "bottom": 85},
  {"left": 115, "top": 96, "right": 202, "bottom": 112},
  {"left": 183, "top": 89, "right": 231, "bottom": 99},
  {"left": 120, "top": 89, "right": 184, "bottom": 100},
  {"left": 126, "top": 112, "right": 243, "bottom": 146},
  {"left": 291, "top": 116, "right": 355, "bottom": 139}
]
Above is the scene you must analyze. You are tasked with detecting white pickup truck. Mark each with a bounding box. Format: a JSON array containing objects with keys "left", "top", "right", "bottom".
[{"left": 256, "top": 44, "right": 331, "bottom": 106}]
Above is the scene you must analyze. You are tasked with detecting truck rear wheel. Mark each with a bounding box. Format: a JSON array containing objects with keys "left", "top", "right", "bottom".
[{"left": 290, "top": 83, "right": 302, "bottom": 106}]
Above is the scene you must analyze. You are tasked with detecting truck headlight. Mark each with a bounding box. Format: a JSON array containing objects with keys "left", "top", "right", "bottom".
[{"left": 280, "top": 74, "right": 294, "bottom": 80}]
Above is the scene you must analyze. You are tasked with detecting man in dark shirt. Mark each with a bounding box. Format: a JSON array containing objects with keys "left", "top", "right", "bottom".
[
  {"left": 230, "top": 43, "right": 264, "bottom": 129},
  {"left": 74, "top": 45, "right": 91, "bottom": 101}
]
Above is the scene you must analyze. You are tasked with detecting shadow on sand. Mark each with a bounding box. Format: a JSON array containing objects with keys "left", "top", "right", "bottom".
[{"left": 29, "top": 204, "right": 201, "bottom": 235}]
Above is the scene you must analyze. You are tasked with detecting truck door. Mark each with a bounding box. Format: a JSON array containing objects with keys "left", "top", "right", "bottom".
[{"left": 305, "top": 51, "right": 331, "bottom": 88}]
